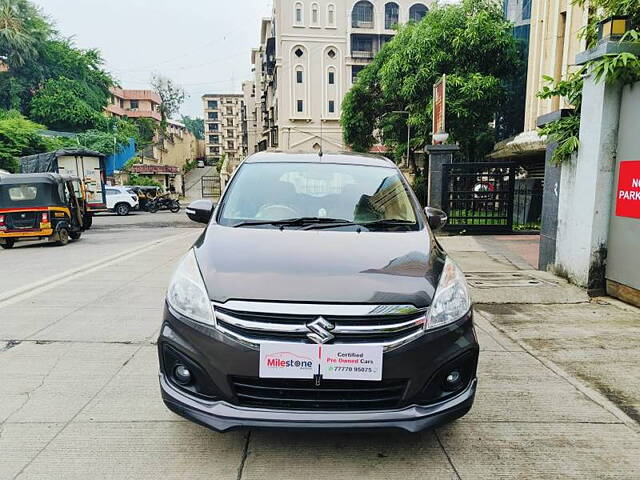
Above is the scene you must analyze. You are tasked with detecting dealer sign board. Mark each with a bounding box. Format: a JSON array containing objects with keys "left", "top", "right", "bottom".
[{"left": 615, "top": 160, "right": 640, "bottom": 219}]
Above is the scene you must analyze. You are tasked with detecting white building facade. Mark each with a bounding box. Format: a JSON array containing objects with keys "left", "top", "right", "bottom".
[{"left": 250, "top": 0, "right": 432, "bottom": 153}]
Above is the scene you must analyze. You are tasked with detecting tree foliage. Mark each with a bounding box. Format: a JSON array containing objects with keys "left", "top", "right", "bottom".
[
  {"left": 341, "top": 0, "right": 519, "bottom": 162},
  {"left": 0, "top": 0, "right": 52, "bottom": 67},
  {"left": 181, "top": 115, "right": 204, "bottom": 140},
  {"left": 0, "top": 110, "right": 57, "bottom": 172},
  {"left": 151, "top": 74, "right": 185, "bottom": 125}
]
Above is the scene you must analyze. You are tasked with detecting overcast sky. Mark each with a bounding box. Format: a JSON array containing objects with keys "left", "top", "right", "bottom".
[{"left": 33, "top": 0, "right": 273, "bottom": 118}]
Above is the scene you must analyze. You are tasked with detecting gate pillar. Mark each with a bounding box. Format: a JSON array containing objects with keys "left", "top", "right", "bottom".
[{"left": 426, "top": 144, "right": 459, "bottom": 209}]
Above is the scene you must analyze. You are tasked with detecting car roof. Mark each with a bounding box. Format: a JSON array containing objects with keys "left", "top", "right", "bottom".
[
  {"left": 243, "top": 151, "right": 397, "bottom": 168},
  {"left": 0, "top": 173, "right": 79, "bottom": 185}
]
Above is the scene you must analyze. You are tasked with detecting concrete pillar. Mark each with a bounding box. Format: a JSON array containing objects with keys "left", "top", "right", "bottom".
[
  {"left": 426, "top": 144, "right": 459, "bottom": 209},
  {"left": 554, "top": 45, "right": 625, "bottom": 294},
  {"left": 538, "top": 142, "right": 562, "bottom": 271}
]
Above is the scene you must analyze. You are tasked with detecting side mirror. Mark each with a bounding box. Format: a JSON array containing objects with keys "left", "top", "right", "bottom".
[
  {"left": 186, "top": 199, "right": 215, "bottom": 224},
  {"left": 425, "top": 207, "right": 448, "bottom": 231}
]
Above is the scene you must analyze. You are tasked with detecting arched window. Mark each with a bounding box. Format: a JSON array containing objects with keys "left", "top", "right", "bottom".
[
  {"left": 385, "top": 2, "right": 399, "bottom": 29},
  {"left": 352, "top": 1, "right": 374, "bottom": 28},
  {"left": 409, "top": 3, "right": 428, "bottom": 22},
  {"left": 327, "top": 4, "right": 336, "bottom": 26},
  {"left": 294, "top": 2, "right": 304, "bottom": 25},
  {"left": 311, "top": 3, "right": 319, "bottom": 25}
]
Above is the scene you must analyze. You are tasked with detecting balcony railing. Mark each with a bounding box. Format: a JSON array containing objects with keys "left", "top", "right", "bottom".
[
  {"left": 352, "top": 20, "right": 374, "bottom": 29},
  {"left": 351, "top": 50, "right": 375, "bottom": 59}
]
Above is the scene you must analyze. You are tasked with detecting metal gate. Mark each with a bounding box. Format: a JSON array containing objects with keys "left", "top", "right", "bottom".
[
  {"left": 442, "top": 162, "right": 516, "bottom": 233},
  {"left": 201, "top": 175, "right": 221, "bottom": 197}
]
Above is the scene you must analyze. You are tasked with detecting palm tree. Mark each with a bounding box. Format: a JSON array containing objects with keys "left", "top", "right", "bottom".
[{"left": 0, "top": 0, "right": 52, "bottom": 67}]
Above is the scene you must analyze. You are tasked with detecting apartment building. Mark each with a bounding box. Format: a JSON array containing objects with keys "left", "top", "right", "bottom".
[
  {"left": 105, "top": 87, "right": 162, "bottom": 122},
  {"left": 248, "top": 0, "right": 432, "bottom": 153},
  {"left": 242, "top": 80, "right": 259, "bottom": 156},
  {"left": 202, "top": 93, "right": 245, "bottom": 164}
]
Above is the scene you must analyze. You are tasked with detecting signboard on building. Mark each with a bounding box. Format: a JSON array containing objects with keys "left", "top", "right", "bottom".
[
  {"left": 130, "top": 164, "right": 179, "bottom": 175},
  {"left": 615, "top": 160, "right": 640, "bottom": 219},
  {"left": 432, "top": 75, "right": 446, "bottom": 143}
]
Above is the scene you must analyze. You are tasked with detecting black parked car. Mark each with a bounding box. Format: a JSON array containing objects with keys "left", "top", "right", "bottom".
[{"left": 158, "top": 152, "right": 478, "bottom": 432}]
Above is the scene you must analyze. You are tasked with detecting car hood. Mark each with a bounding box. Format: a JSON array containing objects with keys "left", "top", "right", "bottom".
[{"left": 194, "top": 225, "right": 444, "bottom": 308}]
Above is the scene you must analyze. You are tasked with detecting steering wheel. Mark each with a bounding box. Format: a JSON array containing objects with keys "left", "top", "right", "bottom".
[{"left": 256, "top": 204, "right": 299, "bottom": 220}]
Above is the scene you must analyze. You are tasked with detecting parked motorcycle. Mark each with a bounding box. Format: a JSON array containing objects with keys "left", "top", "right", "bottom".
[{"left": 147, "top": 195, "right": 181, "bottom": 213}]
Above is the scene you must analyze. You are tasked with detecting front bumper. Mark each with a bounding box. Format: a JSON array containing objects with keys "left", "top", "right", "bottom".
[
  {"left": 158, "top": 305, "right": 479, "bottom": 432},
  {"left": 161, "top": 373, "right": 476, "bottom": 432}
]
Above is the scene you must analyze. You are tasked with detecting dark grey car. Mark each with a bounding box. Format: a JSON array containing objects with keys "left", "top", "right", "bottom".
[{"left": 158, "top": 152, "right": 478, "bottom": 432}]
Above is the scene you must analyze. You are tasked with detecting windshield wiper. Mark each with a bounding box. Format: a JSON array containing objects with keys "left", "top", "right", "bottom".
[
  {"left": 233, "top": 217, "right": 351, "bottom": 228},
  {"left": 302, "top": 218, "right": 416, "bottom": 231}
]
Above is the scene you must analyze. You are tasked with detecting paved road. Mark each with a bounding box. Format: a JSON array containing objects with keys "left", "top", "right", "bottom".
[{"left": 0, "top": 222, "right": 638, "bottom": 479}]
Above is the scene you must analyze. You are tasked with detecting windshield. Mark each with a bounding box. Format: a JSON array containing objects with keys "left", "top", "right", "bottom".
[
  {"left": 0, "top": 183, "right": 57, "bottom": 208},
  {"left": 218, "top": 162, "right": 418, "bottom": 229}
]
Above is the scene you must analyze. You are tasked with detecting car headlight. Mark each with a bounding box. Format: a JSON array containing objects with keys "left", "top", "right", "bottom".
[
  {"left": 167, "top": 249, "right": 214, "bottom": 326},
  {"left": 427, "top": 257, "right": 471, "bottom": 330}
]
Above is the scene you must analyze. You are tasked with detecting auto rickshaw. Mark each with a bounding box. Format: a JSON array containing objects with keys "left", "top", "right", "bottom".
[{"left": 0, "top": 173, "right": 88, "bottom": 249}]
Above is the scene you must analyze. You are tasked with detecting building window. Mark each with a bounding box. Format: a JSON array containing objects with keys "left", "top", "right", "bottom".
[
  {"left": 409, "top": 3, "right": 428, "bottom": 22},
  {"left": 130, "top": 100, "right": 139, "bottom": 109},
  {"left": 207, "top": 100, "right": 218, "bottom": 109},
  {"left": 328, "top": 100, "right": 335, "bottom": 113},
  {"left": 385, "top": 2, "right": 399, "bottom": 29},
  {"left": 226, "top": 107, "right": 233, "bottom": 114},
  {"left": 327, "top": 49, "right": 336, "bottom": 59},
  {"left": 352, "top": 65, "right": 365, "bottom": 83},
  {"left": 295, "top": 48, "right": 304, "bottom": 58},
  {"left": 352, "top": 1, "right": 374, "bottom": 28},
  {"left": 208, "top": 112, "right": 218, "bottom": 120},
  {"left": 227, "top": 141, "right": 234, "bottom": 149},
  {"left": 297, "top": 100, "right": 304, "bottom": 112},
  {"left": 227, "top": 118, "right": 233, "bottom": 126},
  {"left": 295, "top": 2, "right": 304, "bottom": 25},
  {"left": 328, "top": 71, "right": 335, "bottom": 84},
  {"left": 208, "top": 123, "right": 218, "bottom": 131},
  {"left": 327, "top": 4, "right": 335, "bottom": 26},
  {"left": 227, "top": 129, "right": 234, "bottom": 137},
  {"left": 209, "top": 135, "right": 219, "bottom": 143},
  {"left": 297, "top": 70, "right": 303, "bottom": 83},
  {"left": 522, "top": 0, "right": 531, "bottom": 20},
  {"left": 311, "top": 3, "right": 319, "bottom": 25}
]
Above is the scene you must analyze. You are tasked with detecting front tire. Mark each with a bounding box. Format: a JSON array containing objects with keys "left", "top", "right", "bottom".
[
  {"left": 56, "top": 228, "right": 70, "bottom": 246},
  {"left": 115, "top": 203, "right": 130, "bottom": 216},
  {"left": 1, "top": 239, "right": 15, "bottom": 249},
  {"left": 170, "top": 201, "right": 181, "bottom": 213}
]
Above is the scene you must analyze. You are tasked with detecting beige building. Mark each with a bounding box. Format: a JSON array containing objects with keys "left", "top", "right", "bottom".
[
  {"left": 105, "top": 87, "right": 162, "bottom": 122},
  {"left": 124, "top": 120, "right": 203, "bottom": 194},
  {"left": 524, "top": 0, "right": 589, "bottom": 131},
  {"left": 249, "top": 0, "right": 433, "bottom": 153},
  {"left": 202, "top": 94, "right": 245, "bottom": 165}
]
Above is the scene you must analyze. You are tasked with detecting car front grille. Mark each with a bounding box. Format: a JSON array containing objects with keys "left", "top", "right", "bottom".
[
  {"left": 230, "top": 376, "right": 408, "bottom": 410},
  {"left": 213, "top": 301, "right": 428, "bottom": 352}
]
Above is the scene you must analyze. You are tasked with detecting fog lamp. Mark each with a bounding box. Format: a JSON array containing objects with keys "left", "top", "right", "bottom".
[
  {"left": 174, "top": 364, "right": 192, "bottom": 385},
  {"left": 445, "top": 370, "right": 461, "bottom": 387}
]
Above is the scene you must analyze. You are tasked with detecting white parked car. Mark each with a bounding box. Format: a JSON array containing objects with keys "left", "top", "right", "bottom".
[{"left": 105, "top": 186, "right": 139, "bottom": 216}]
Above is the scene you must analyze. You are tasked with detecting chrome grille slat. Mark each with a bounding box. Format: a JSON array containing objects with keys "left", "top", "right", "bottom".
[{"left": 212, "top": 301, "right": 428, "bottom": 352}]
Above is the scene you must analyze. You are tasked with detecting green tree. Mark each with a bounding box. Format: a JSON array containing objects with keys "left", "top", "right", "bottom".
[
  {"left": 181, "top": 115, "right": 204, "bottom": 140},
  {"left": 0, "top": 0, "right": 52, "bottom": 67},
  {"left": 341, "top": 0, "right": 519, "bottom": 163},
  {"left": 28, "top": 76, "right": 106, "bottom": 131},
  {"left": 0, "top": 110, "right": 53, "bottom": 172},
  {"left": 151, "top": 74, "right": 185, "bottom": 126}
]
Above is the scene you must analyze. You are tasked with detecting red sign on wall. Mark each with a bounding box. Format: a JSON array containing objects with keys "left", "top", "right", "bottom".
[{"left": 615, "top": 160, "right": 640, "bottom": 219}]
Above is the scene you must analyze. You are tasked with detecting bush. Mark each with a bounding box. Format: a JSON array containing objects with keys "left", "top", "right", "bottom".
[
  {"left": 128, "top": 174, "right": 162, "bottom": 188},
  {"left": 0, "top": 110, "right": 50, "bottom": 172}
]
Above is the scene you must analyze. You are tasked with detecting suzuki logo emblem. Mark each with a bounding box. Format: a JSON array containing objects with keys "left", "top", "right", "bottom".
[{"left": 306, "top": 317, "right": 335, "bottom": 344}]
